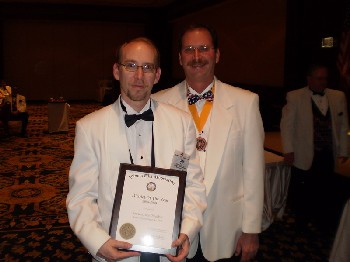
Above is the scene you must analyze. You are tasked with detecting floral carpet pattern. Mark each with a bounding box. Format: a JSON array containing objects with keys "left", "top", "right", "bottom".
[
  {"left": 0, "top": 102, "right": 335, "bottom": 261},
  {"left": 0, "top": 103, "right": 102, "bottom": 262}
]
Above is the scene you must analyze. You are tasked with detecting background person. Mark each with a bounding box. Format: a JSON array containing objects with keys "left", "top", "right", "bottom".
[
  {"left": 280, "top": 63, "right": 349, "bottom": 231},
  {"left": 0, "top": 82, "right": 28, "bottom": 137}
]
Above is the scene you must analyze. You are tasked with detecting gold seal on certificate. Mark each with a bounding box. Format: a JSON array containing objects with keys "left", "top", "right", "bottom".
[
  {"left": 196, "top": 137, "right": 207, "bottom": 151},
  {"left": 119, "top": 223, "right": 136, "bottom": 240},
  {"left": 146, "top": 182, "right": 156, "bottom": 191}
]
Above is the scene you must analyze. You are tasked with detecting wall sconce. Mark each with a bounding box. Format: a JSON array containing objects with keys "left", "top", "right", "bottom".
[{"left": 321, "top": 37, "right": 334, "bottom": 48}]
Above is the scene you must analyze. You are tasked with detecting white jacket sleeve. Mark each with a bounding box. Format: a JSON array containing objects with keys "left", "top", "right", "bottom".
[{"left": 66, "top": 121, "right": 110, "bottom": 257}]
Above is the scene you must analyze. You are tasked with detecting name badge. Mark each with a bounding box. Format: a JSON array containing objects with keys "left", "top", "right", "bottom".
[{"left": 171, "top": 150, "right": 190, "bottom": 171}]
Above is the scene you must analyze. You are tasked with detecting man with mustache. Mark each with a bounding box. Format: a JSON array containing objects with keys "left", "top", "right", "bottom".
[
  {"left": 67, "top": 37, "right": 207, "bottom": 262},
  {"left": 153, "top": 24, "right": 265, "bottom": 262}
]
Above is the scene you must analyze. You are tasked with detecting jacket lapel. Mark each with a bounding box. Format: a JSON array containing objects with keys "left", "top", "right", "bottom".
[
  {"left": 108, "top": 98, "right": 131, "bottom": 193},
  {"left": 204, "top": 81, "right": 234, "bottom": 194},
  {"left": 152, "top": 99, "right": 176, "bottom": 169},
  {"left": 326, "top": 89, "right": 337, "bottom": 120},
  {"left": 303, "top": 87, "right": 314, "bottom": 134},
  {"left": 160, "top": 80, "right": 234, "bottom": 194},
  {"left": 325, "top": 89, "right": 339, "bottom": 145},
  {"left": 165, "top": 81, "right": 189, "bottom": 113}
]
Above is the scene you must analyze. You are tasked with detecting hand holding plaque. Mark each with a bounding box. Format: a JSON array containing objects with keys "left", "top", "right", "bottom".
[
  {"left": 165, "top": 233, "right": 190, "bottom": 261},
  {"left": 109, "top": 163, "right": 186, "bottom": 255}
]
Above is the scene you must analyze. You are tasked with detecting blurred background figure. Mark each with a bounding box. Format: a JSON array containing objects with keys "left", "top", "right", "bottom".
[
  {"left": 280, "top": 64, "right": 349, "bottom": 232},
  {"left": 0, "top": 80, "right": 29, "bottom": 137}
]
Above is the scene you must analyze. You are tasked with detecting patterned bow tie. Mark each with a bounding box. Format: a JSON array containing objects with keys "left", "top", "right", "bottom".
[
  {"left": 187, "top": 90, "right": 214, "bottom": 105},
  {"left": 124, "top": 108, "right": 154, "bottom": 127}
]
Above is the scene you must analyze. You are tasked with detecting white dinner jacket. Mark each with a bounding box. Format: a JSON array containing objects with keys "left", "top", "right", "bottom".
[
  {"left": 66, "top": 98, "right": 207, "bottom": 262},
  {"left": 280, "top": 87, "right": 349, "bottom": 170},
  {"left": 153, "top": 78, "right": 265, "bottom": 261}
]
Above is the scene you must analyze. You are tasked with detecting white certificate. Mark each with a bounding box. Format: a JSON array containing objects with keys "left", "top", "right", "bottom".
[{"left": 109, "top": 164, "right": 186, "bottom": 255}]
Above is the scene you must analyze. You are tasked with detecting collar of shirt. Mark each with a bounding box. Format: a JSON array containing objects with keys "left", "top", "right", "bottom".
[
  {"left": 308, "top": 87, "right": 327, "bottom": 96},
  {"left": 120, "top": 97, "right": 153, "bottom": 166},
  {"left": 308, "top": 88, "right": 329, "bottom": 116},
  {"left": 187, "top": 81, "right": 214, "bottom": 112},
  {"left": 120, "top": 97, "right": 152, "bottom": 115},
  {"left": 187, "top": 81, "right": 214, "bottom": 96}
]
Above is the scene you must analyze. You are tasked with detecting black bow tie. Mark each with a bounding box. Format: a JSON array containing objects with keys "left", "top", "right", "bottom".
[
  {"left": 311, "top": 90, "right": 325, "bottom": 96},
  {"left": 124, "top": 108, "right": 154, "bottom": 127}
]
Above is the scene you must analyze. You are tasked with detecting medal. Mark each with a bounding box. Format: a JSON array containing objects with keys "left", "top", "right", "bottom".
[
  {"left": 196, "top": 137, "right": 207, "bottom": 151},
  {"left": 187, "top": 82, "right": 215, "bottom": 151}
]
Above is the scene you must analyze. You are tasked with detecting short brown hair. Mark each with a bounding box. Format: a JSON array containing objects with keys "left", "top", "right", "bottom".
[
  {"left": 116, "top": 37, "right": 160, "bottom": 68},
  {"left": 178, "top": 23, "right": 219, "bottom": 52}
]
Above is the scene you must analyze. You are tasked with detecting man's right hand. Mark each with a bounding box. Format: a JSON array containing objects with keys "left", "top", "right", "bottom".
[
  {"left": 97, "top": 238, "right": 140, "bottom": 262},
  {"left": 283, "top": 152, "right": 294, "bottom": 165}
]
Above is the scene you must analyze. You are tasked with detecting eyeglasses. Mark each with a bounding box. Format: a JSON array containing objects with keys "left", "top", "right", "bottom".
[
  {"left": 182, "top": 45, "right": 214, "bottom": 54},
  {"left": 119, "top": 62, "right": 157, "bottom": 73}
]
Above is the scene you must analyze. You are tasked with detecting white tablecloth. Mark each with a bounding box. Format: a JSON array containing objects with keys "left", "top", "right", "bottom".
[
  {"left": 330, "top": 198, "right": 350, "bottom": 262},
  {"left": 48, "top": 102, "right": 69, "bottom": 133},
  {"left": 262, "top": 151, "right": 291, "bottom": 230}
]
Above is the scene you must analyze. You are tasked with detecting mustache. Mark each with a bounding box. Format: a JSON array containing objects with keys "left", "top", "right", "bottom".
[
  {"left": 187, "top": 58, "right": 209, "bottom": 67},
  {"left": 132, "top": 80, "right": 145, "bottom": 86}
]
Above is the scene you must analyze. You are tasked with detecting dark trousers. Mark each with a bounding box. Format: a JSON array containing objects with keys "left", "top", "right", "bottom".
[
  {"left": 288, "top": 149, "right": 345, "bottom": 231},
  {"left": 187, "top": 240, "right": 241, "bottom": 262}
]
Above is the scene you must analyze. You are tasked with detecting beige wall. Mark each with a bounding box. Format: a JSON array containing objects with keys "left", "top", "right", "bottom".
[
  {"left": 3, "top": 20, "right": 145, "bottom": 100},
  {"left": 171, "top": 0, "right": 286, "bottom": 87}
]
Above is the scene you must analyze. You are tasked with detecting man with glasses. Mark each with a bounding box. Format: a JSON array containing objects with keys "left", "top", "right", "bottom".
[
  {"left": 153, "top": 24, "right": 265, "bottom": 262},
  {"left": 67, "top": 37, "right": 207, "bottom": 262}
]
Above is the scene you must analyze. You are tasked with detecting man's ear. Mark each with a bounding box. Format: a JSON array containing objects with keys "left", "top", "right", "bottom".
[
  {"left": 179, "top": 53, "right": 183, "bottom": 66},
  {"left": 215, "top": 49, "right": 220, "bottom": 64},
  {"left": 113, "top": 63, "right": 120, "bottom": 80},
  {"left": 154, "top": 67, "right": 162, "bottom": 84}
]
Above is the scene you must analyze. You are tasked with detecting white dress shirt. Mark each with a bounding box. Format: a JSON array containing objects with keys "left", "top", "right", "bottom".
[
  {"left": 120, "top": 98, "right": 153, "bottom": 166},
  {"left": 310, "top": 88, "right": 329, "bottom": 116},
  {"left": 187, "top": 81, "right": 214, "bottom": 175}
]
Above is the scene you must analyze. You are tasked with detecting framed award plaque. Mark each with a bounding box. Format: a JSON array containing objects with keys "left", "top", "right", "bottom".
[{"left": 109, "top": 163, "right": 187, "bottom": 255}]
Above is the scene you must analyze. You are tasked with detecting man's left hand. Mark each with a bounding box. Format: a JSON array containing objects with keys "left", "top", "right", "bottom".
[
  {"left": 234, "top": 233, "right": 259, "bottom": 262},
  {"left": 165, "top": 233, "right": 190, "bottom": 262}
]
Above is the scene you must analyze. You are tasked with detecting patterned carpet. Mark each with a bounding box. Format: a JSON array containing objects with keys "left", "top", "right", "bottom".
[
  {"left": 0, "top": 102, "right": 336, "bottom": 261},
  {"left": 0, "top": 102, "right": 102, "bottom": 262}
]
